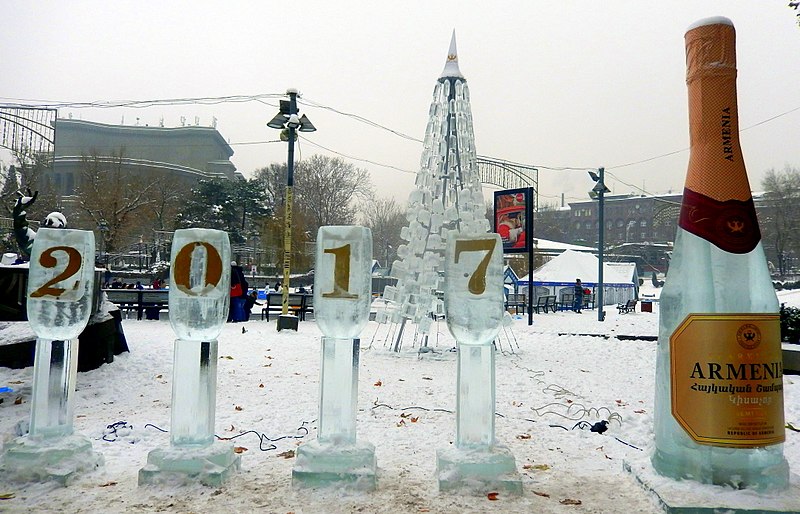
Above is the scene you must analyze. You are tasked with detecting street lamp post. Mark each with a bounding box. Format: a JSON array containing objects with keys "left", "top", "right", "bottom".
[
  {"left": 589, "top": 167, "right": 610, "bottom": 322},
  {"left": 267, "top": 88, "right": 316, "bottom": 331}
]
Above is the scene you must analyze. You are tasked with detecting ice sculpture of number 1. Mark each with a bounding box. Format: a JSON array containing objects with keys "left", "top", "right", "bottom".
[
  {"left": 436, "top": 233, "right": 521, "bottom": 494},
  {"left": 138, "top": 228, "right": 240, "bottom": 486},
  {"left": 292, "top": 226, "right": 376, "bottom": 489},
  {"left": 0, "top": 228, "right": 102, "bottom": 484}
]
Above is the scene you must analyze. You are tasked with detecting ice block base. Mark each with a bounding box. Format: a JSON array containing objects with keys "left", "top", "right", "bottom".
[
  {"left": 0, "top": 433, "right": 103, "bottom": 485},
  {"left": 436, "top": 444, "right": 522, "bottom": 495},
  {"left": 292, "top": 439, "right": 377, "bottom": 490},
  {"left": 625, "top": 457, "right": 800, "bottom": 513},
  {"left": 138, "top": 441, "right": 241, "bottom": 487}
]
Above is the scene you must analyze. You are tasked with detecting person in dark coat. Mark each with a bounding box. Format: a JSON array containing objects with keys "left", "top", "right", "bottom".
[
  {"left": 573, "top": 278, "right": 585, "bottom": 313},
  {"left": 229, "top": 261, "right": 248, "bottom": 322},
  {"left": 244, "top": 290, "right": 262, "bottom": 322}
]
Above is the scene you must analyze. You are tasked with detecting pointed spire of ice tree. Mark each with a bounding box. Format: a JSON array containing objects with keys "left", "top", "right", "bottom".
[{"left": 377, "top": 31, "right": 490, "bottom": 351}]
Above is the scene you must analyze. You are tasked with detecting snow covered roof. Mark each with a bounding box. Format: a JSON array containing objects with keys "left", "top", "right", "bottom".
[
  {"left": 531, "top": 238, "right": 595, "bottom": 253},
  {"left": 520, "top": 249, "right": 636, "bottom": 286}
]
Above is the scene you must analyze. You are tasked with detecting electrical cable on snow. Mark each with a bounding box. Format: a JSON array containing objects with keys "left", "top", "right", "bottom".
[{"left": 100, "top": 420, "right": 315, "bottom": 452}]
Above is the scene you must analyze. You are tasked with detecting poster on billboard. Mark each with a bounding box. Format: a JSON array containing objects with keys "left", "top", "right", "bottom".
[{"left": 494, "top": 187, "right": 532, "bottom": 254}]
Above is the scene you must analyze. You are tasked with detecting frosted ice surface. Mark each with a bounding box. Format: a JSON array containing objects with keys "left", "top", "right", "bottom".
[
  {"left": 444, "top": 233, "right": 504, "bottom": 345},
  {"left": 27, "top": 228, "right": 96, "bottom": 341},
  {"left": 168, "top": 229, "right": 231, "bottom": 341},
  {"left": 314, "top": 226, "right": 373, "bottom": 339}
]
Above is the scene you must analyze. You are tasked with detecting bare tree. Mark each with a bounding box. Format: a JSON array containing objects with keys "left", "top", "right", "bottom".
[
  {"left": 760, "top": 165, "right": 800, "bottom": 276},
  {"left": 361, "top": 197, "right": 406, "bottom": 267},
  {"left": 254, "top": 154, "right": 373, "bottom": 238},
  {"left": 73, "top": 149, "right": 161, "bottom": 254}
]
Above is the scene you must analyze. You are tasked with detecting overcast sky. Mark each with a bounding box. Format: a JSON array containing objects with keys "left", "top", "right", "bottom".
[{"left": 2, "top": 1, "right": 799, "bottom": 208}]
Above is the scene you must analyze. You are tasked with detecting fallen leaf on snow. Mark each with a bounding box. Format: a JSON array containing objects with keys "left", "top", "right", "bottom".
[
  {"left": 422, "top": 376, "right": 433, "bottom": 380},
  {"left": 235, "top": 405, "right": 243, "bottom": 411},
  {"left": 374, "top": 380, "right": 382, "bottom": 387},
  {"left": 259, "top": 383, "right": 265, "bottom": 388},
  {"left": 277, "top": 450, "right": 295, "bottom": 459},
  {"left": 9, "top": 380, "right": 23, "bottom": 384},
  {"left": 487, "top": 492, "right": 499, "bottom": 501},
  {"left": 99, "top": 481, "right": 117, "bottom": 487},
  {"left": 410, "top": 416, "right": 419, "bottom": 423},
  {"left": 531, "top": 464, "right": 550, "bottom": 471},
  {"left": 533, "top": 491, "right": 550, "bottom": 498},
  {"left": 0, "top": 493, "right": 16, "bottom": 499},
  {"left": 634, "top": 409, "right": 646, "bottom": 414},
  {"left": 155, "top": 374, "right": 162, "bottom": 379},
  {"left": 233, "top": 446, "right": 248, "bottom": 454},
  {"left": 560, "top": 498, "right": 582, "bottom": 505},
  {"left": 516, "top": 433, "right": 532, "bottom": 440},
  {"left": 14, "top": 397, "right": 22, "bottom": 405}
]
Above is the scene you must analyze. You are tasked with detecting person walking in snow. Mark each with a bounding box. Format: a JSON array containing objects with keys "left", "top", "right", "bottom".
[{"left": 573, "top": 278, "right": 585, "bottom": 313}]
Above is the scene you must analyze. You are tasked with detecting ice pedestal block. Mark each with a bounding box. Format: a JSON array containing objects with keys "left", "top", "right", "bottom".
[
  {"left": 457, "top": 345, "right": 495, "bottom": 447},
  {"left": 138, "top": 338, "right": 240, "bottom": 486},
  {"left": 0, "top": 433, "right": 103, "bottom": 486},
  {"left": 292, "top": 439, "right": 376, "bottom": 490},
  {"left": 29, "top": 339, "right": 78, "bottom": 439},
  {"left": 436, "top": 233, "right": 520, "bottom": 494},
  {"left": 318, "top": 337, "right": 359, "bottom": 443},
  {"left": 436, "top": 445, "right": 521, "bottom": 495},
  {"left": 171, "top": 339, "right": 217, "bottom": 447},
  {"left": 625, "top": 458, "right": 800, "bottom": 514},
  {"left": 138, "top": 441, "right": 241, "bottom": 487}
]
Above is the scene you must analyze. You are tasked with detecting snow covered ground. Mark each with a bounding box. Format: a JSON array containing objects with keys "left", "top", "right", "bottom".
[{"left": 0, "top": 284, "right": 799, "bottom": 513}]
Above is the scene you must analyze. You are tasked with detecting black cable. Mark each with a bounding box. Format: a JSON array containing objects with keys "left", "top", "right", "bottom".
[{"left": 102, "top": 420, "right": 314, "bottom": 452}]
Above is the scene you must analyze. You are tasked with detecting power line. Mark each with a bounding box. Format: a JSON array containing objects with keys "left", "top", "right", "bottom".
[{"left": 298, "top": 136, "right": 417, "bottom": 175}]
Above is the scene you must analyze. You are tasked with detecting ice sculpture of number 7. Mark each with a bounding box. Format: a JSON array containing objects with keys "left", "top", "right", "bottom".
[
  {"left": 292, "top": 225, "right": 376, "bottom": 490},
  {"left": 138, "top": 228, "right": 241, "bottom": 486},
  {"left": 0, "top": 228, "right": 102, "bottom": 484},
  {"left": 436, "top": 233, "right": 522, "bottom": 494}
]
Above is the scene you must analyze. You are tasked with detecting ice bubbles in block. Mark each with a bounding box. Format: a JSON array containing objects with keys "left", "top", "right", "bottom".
[
  {"left": 444, "top": 233, "right": 504, "bottom": 345},
  {"left": 314, "top": 226, "right": 372, "bottom": 339},
  {"left": 27, "top": 228, "right": 96, "bottom": 341},
  {"left": 169, "top": 229, "right": 231, "bottom": 341}
]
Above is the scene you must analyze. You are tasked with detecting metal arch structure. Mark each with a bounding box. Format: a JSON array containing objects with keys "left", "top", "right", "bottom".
[
  {"left": 476, "top": 156, "right": 539, "bottom": 212},
  {"left": 0, "top": 106, "right": 57, "bottom": 155}
]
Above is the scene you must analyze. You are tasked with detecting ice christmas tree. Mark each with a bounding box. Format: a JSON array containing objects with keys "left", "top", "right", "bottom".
[{"left": 378, "top": 32, "right": 490, "bottom": 351}]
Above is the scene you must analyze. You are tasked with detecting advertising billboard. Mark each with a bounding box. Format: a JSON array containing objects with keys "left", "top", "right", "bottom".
[{"left": 493, "top": 188, "right": 532, "bottom": 254}]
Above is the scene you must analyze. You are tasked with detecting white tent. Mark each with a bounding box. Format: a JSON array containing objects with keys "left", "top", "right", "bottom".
[{"left": 519, "top": 249, "right": 638, "bottom": 306}]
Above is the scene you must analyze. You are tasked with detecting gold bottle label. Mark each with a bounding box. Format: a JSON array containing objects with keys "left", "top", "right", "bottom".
[{"left": 670, "top": 314, "right": 785, "bottom": 447}]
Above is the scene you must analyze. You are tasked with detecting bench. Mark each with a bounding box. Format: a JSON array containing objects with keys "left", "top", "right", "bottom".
[
  {"left": 532, "top": 295, "right": 557, "bottom": 314},
  {"left": 261, "top": 293, "right": 311, "bottom": 321},
  {"left": 617, "top": 299, "right": 637, "bottom": 314},
  {"left": 505, "top": 293, "right": 526, "bottom": 314},
  {"left": 559, "top": 293, "right": 574, "bottom": 311},
  {"left": 104, "top": 289, "right": 169, "bottom": 320}
]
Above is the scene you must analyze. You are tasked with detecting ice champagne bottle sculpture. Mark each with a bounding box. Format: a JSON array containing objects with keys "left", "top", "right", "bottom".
[
  {"left": 436, "top": 233, "right": 521, "bottom": 494},
  {"left": 0, "top": 227, "right": 102, "bottom": 484},
  {"left": 139, "top": 228, "right": 240, "bottom": 486},
  {"left": 292, "top": 226, "right": 376, "bottom": 489},
  {"left": 651, "top": 17, "right": 789, "bottom": 491}
]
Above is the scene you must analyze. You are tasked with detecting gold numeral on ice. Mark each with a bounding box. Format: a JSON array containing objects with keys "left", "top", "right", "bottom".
[
  {"left": 173, "top": 241, "right": 223, "bottom": 295},
  {"left": 323, "top": 244, "right": 358, "bottom": 299},
  {"left": 30, "top": 246, "right": 83, "bottom": 298},
  {"left": 454, "top": 238, "right": 497, "bottom": 295}
]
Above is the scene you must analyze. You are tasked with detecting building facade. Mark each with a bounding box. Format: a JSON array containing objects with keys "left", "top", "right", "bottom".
[{"left": 49, "top": 118, "right": 239, "bottom": 196}]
